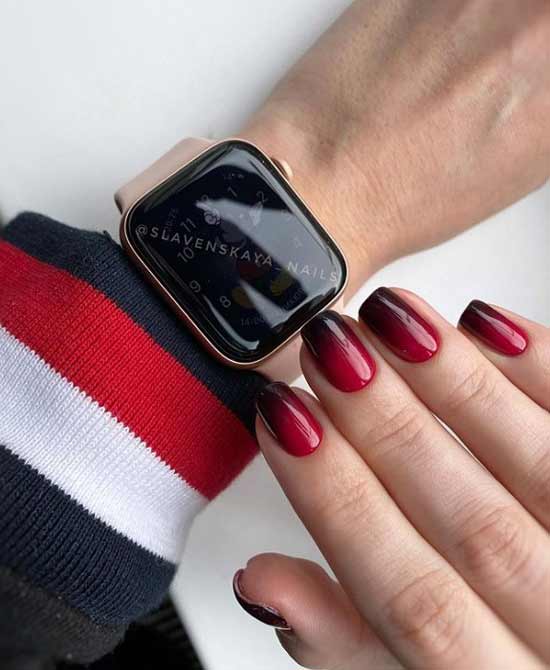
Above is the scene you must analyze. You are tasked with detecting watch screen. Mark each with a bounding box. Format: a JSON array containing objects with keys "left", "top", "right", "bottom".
[{"left": 125, "top": 140, "right": 347, "bottom": 364}]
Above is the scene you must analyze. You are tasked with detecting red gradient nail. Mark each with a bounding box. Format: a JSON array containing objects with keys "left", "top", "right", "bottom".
[
  {"left": 459, "top": 300, "right": 528, "bottom": 356},
  {"left": 256, "top": 382, "right": 322, "bottom": 457},
  {"left": 233, "top": 569, "right": 292, "bottom": 630},
  {"left": 302, "top": 311, "right": 376, "bottom": 392},
  {"left": 359, "top": 287, "right": 439, "bottom": 363}
]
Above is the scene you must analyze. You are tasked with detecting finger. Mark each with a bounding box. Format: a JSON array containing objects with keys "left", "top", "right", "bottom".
[
  {"left": 458, "top": 299, "right": 550, "bottom": 410},
  {"left": 233, "top": 553, "right": 402, "bottom": 670},
  {"left": 300, "top": 309, "right": 550, "bottom": 661},
  {"left": 255, "top": 384, "right": 541, "bottom": 670},
  {"left": 359, "top": 288, "right": 550, "bottom": 532}
]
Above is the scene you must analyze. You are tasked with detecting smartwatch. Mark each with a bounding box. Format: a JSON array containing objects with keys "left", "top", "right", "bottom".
[{"left": 116, "top": 137, "right": 348, "bottom": 377}]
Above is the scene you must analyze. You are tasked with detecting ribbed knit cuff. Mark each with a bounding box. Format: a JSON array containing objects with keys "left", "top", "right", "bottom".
[{"left": 0, "top": 213, "right": 266, "bottom": 663}]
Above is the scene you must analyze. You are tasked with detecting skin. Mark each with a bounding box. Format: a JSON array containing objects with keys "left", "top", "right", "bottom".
[
  {"left": 233, "top": 1, "right": 550, "bottom": 667},
  {"left": 249, "top": 294, "right": 550, "bottom": 668},
  {"left": 241, "top": 0, "right": 550, "bottom": 294}
]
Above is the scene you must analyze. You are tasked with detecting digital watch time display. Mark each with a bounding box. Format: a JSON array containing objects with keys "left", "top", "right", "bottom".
[{"left": 118, "top": 138, "right": 347, "bottom": 370}]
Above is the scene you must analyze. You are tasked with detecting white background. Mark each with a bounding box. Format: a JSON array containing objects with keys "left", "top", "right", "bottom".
[{"left": 1, "top": 2, "right": 548, "bottom": 669}]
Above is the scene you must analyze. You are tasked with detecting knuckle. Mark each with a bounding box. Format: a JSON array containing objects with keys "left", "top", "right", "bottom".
[
  {"left": 444, "top": 362, "right": 501, "bottom": 415},
  {"left": 384, "top": 568, "right": 468, "bottom": 665},
  {"left": 456, "top": 505, "right": 537, "bottom": 590},
  {"left": 527, "top": 340, "right": 550, "bottom": 409},
  {"left": 317, "top": 476, "right": 372, "bottom": 533},
  {"left": 526, "top": 449, "right": 550, "bottom": 530},
  {"left": 366, "top": 403, "right": 427, "bottom": 460}
]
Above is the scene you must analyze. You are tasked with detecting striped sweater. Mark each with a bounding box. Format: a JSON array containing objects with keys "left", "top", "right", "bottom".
[{"left": 0, "top": 212, "right": 266, "bottom": 665}]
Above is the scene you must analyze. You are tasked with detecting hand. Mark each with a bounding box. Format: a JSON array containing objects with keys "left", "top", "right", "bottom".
[
  {"left": 242, "top": 0, "right": 550, "bottom": 293},
  {"left": 235, "top": 289, "right": 550, "bottom": 669}
]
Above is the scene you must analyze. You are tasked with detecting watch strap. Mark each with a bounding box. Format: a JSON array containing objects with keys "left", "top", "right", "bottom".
[{"left": 115, "top": 137, "right": 214, "bottom": 215}]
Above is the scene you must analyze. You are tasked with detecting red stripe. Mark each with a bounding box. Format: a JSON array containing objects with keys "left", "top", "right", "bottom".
[{"left": 0, "top": 241, "right": 257, "bottom": 499}]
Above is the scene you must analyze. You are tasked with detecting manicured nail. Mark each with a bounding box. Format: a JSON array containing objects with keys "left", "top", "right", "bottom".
[
  {"left": 233, "top": 569, "right": 292, "bottom": 630},
  {"left": 256, "top": 382, "right": 322, "bottom": 457},
  {"left": 302, "top": 311, "right": 376, "bottom": 392},
  {"left": 359, "top": 287, "right": 439, "bottom": 363},
  {"left": 459, "top": 300, "right": 528, "bottom": 356}
]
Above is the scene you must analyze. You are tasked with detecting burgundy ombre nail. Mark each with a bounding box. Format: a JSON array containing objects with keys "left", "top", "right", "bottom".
[
  {"left": 302, "top": 311, "right": 376, "bottom": 392},
  {"left": 256, "top": 382, "right": 322, "bottom": 457},
  {"left": 459, "top": 300, "right": 528, "bottom": 356},
  {"left": 359, "top": 287, "right": 439, "bottom": 363},
  {"left": 233, "top": 569, "right": 292, "bottom": 630}
]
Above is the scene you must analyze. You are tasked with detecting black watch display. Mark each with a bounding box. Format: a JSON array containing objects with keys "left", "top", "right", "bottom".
[{"left": 120, "top": 139, "right": 347, "bottom": 368}]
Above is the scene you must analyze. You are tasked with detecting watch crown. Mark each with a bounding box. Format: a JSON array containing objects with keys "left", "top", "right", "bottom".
[{"left": 270, "top": 157, "right": 293, "bottom": 182}]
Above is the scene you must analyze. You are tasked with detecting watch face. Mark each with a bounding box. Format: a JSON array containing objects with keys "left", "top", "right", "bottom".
[{"left": 124, "top": 139, "right": 347, "bottom": 365}]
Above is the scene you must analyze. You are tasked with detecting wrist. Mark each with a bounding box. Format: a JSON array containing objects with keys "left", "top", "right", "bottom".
[{"left": 240, "top": 104, "right": 390, "bottom": 296}]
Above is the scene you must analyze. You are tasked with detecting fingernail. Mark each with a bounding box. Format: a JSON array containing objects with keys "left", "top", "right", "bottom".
[
  {"left": 359, "top": 287, "right": 439, "bottom": 363},
  {"left": 302, "top": 311, "right": 376, "bottom": 392},
  {"left": 256, "top": 382, "right": 322, "bottom": 457},
  {"left": 233, "top": 569, "right": 292, "bottom": 630},
  {"left": 459, "top": 300, "right": 528, "bottom": 356}
]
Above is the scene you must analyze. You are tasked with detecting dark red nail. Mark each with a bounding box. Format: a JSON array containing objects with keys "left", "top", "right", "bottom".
[
  {"left": 233, "top": 569, "right": 292, "bottom": 630},
  {"left": 302, "top": 311, "right": 376, "bottom": 392},
  {"left": 459, "top": 300, "right": 528, "bottom": 356},
  {"left": 256, "top": 382, "right": 322, "bottom": 457},
  {"left": 359, "top": 287, "right": 439, "bottom": 363}
]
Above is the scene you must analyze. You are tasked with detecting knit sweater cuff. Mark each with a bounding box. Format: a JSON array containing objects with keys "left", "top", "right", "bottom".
[{"left": 0, "top": 213, "right": 266, "bottom": 663}]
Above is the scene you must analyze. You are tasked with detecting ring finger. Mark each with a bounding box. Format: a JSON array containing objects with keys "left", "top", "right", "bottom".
[{"left": 357, "top": 288, "right": 550, "bottom": 531}]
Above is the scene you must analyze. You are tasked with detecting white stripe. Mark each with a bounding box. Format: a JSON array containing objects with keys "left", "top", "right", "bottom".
[{"left": 0, "top": 326, "right": 206, "bottom": 563}]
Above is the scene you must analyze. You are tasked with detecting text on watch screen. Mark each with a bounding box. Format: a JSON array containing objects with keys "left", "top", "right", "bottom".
[{"left": 126, "top": 141, "right": 346, "bottom": 363}]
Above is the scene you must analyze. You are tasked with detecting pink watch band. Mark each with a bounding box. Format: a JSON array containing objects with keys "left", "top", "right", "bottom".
[{"left": 115, "top": 137, "right": 215, "bottom": 215}]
